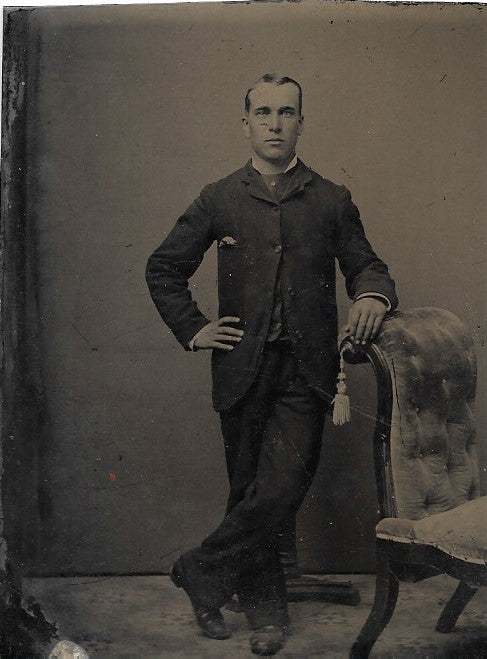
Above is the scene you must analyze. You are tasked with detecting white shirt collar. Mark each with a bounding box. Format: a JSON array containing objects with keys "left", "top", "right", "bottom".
[{"left": 251, "top": 154, "right": 298, "bottom": 176}]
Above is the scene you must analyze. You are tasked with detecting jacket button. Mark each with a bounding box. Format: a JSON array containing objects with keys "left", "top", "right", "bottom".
[
  {"left": 288, "top": 287, "right": 295, "bottom": 296},
  {"left": 273, "top": 206, "right": 280, "bottom": 213},
  {"left": 274, "top": 245, "right": 282, "bottom": 253}
]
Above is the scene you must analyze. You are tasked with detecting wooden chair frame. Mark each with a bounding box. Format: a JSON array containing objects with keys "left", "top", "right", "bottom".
[{"left": 340, "top": 333, "right": 486, "bottom": 659}]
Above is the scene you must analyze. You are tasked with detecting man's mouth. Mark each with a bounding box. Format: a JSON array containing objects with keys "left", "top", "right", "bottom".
[{"left": 266, "top": 139, "right": 284, "bottom": 144}]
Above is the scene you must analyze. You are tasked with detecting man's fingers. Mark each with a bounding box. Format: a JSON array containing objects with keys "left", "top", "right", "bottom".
[
  {"left": 361, "top": 315, "right": 377, "bottom": 344},
  {"left": 370, "top": 316, "right": 384, "bottom": 339},
  {"left": 218, "top": 316, "right": 240, "bottom": 325},
  {"left": 218, "top": 326, "right": 244, "bottom": 337},
  {"left": 213, "top": 333, "right": 241, "bottom": 342},
  {"left": 354, "top": 312, "right": 370, "bottom": 341},
  {"left": 211, "top": 341, "right": 234, "bottom": 351},
  {"left": 347, "top": 299, "right": 387, "bottom": 342},
  {"left": 195, "top": 316, "right": 244, "bottom": 349},
  {"left": 346, "top": 309, "right": 360, "bottom": 337}
]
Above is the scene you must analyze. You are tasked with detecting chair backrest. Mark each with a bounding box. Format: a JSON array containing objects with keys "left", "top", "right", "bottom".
[{"left": 343, "top": 308, "right": 479, "bottom": 521}]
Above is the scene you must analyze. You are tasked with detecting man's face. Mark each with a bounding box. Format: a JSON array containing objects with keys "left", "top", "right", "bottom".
[{"left": 242, "top": 82, "right": 303, "bottom": 166}]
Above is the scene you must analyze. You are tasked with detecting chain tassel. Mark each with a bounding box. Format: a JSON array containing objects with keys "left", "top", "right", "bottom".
[{"left": 332, "top": 350, "right": 351, "bottom": 426}]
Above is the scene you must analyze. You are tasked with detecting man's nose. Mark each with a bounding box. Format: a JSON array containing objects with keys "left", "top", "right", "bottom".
[{"left": 268, "top": 113, "right": 282, "bottom": 132}]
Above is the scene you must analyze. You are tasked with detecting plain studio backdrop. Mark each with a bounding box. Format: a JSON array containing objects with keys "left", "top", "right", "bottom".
[{"left": 16, "top": 2, "right": 486, "bottom": 575}]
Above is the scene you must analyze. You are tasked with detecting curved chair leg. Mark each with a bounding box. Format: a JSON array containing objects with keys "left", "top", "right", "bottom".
[
  {"left": 435, "top": 581, "right": 478, "bottom": 633},
  {"left": 350, "top": 550, "right": 399, "bottom": 658}
]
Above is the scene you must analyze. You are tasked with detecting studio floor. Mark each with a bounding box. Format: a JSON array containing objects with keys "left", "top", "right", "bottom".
[{"left": 24, "top": 574, "right": 487, "bottom": 658}]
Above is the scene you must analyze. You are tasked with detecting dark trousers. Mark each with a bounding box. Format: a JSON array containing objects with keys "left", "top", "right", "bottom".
[{"left": 191, "top": 340, "right": 327, "bottom": 627}]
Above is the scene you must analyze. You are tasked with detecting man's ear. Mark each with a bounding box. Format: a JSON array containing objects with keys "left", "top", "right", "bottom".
[
  {"left": 241, "top": 115, "right": 250, "bottom": 138},
  {"left": 297, "top": 114, "right": 304, "bottom": 136}
]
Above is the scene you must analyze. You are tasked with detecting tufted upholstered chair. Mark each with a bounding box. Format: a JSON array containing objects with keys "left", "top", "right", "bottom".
[{"left": 340, "top": 307, "right": 486, "bottom": 658}]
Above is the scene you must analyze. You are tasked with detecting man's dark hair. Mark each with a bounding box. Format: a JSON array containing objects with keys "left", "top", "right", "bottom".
[{"left": 244, "top": 74, "right": 303, "bottom": 114}]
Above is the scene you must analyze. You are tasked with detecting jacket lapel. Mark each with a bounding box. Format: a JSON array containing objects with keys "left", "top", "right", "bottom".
[
  {"left": 242, "top": 162, "right": 275, "bottom": 204},
  {"left": 280, "top": 161, "right": 313, "bottom": 203}
]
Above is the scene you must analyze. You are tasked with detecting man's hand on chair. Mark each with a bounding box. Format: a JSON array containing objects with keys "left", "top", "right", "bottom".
[{"left": 345, "top": 298, "right": 387, "bottom": 344}]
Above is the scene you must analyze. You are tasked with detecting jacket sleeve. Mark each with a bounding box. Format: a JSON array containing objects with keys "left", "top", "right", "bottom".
[
  {"left": 145, "top": 186, "right": 215, "bottom": 349},
  {"left": 335, "top": 186, "right": 398, "bottom": 310}
]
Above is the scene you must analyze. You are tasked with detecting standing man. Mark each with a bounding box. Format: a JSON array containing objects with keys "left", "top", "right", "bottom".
[{"left": 146, "top": 74, "right": 397, "bottom": 655}]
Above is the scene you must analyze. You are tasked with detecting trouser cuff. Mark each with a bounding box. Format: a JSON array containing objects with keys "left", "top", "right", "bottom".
[{"left": 245, "top": 607, "right": 290, "bottom": 630}]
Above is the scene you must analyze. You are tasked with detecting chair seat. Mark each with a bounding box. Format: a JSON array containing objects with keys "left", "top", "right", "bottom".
[{"left": 376, "top": 496, "right": 487, "bottom": 565}]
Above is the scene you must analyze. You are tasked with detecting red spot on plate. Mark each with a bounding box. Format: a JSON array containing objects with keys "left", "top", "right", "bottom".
[{"left": 109, "top": 473, "right": 117, "bottom": 481}]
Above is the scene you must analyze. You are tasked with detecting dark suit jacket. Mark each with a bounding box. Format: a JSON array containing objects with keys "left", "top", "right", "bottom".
[{"left": 146, "top": 159, "right": 398, "bottom": 411}]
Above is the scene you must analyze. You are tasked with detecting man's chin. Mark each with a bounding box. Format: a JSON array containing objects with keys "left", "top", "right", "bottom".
[{"left": 260, "top": 151, "right": 292, "bottom": 165}]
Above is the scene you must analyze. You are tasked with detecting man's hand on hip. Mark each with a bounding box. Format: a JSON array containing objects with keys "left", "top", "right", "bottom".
[
  {"left": 345, "top": 298, "right": 387, "bottom": 344},
  {"left": 194, "top": 316, "right": 244, "bottom": 351}
]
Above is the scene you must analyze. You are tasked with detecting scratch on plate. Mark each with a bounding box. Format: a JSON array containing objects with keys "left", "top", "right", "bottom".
[
  {"left": 408, "top": 25, "right": 423, "bottom": 39},
  {"left": 71, "top": 322, "right": 98, "bottom": 351}
]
